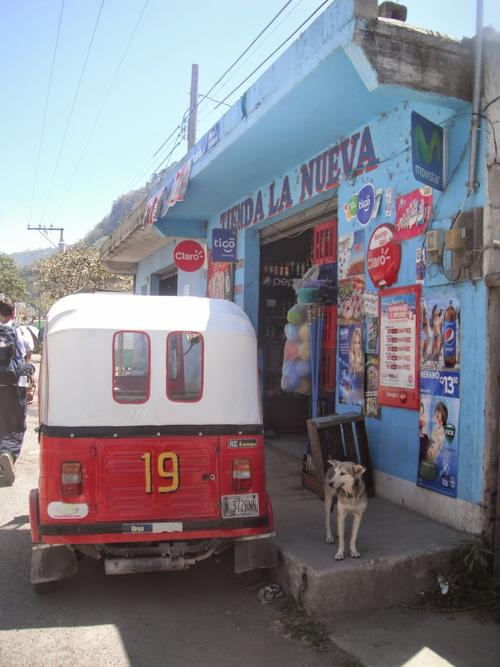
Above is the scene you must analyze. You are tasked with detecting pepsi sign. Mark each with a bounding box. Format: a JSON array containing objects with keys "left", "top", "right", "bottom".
[{"left": 212, "top": 229, "right": 237, "bottom": 262}]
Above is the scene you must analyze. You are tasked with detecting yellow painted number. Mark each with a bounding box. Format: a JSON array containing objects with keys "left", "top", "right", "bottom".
[
  {"left": 158, "top": 452, "right": 179, "bottom": 493},
  {"left": 141, "top": 452, "right": 152, "bottom": 493},
  {"left": 141, "top": 451, "right": 179, "bottom": 494}
]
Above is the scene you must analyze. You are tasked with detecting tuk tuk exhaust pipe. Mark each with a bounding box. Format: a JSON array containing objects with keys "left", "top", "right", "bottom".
[{"left": 104, "top": 548, "right": 216, "bottom": 575}]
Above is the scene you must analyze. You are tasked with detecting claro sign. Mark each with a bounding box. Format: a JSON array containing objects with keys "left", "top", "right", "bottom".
[
  {"left": 173, "top": 240, "right": 206, "bottom": 272},
  {"left": 367, "top": 224, "right": 401, "bottom": 288}
]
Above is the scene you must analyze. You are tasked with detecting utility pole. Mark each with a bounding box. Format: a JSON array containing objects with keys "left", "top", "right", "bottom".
[
  {"left": 27, "top": 225, "right": 65, "bottom": 252},
  {"left": 27, "top": 225, "right": 65, "bottom": 327},
  {"left": 187, "top": 63, "right": 199, "bottom": 150}
]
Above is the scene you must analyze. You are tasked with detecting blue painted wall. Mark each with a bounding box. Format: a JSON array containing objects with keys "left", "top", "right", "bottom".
[
  {"left": 135, "top": 244, "right": 174, "bottom": 294},
  {"left": 135, "top": 241, "right": 207, "bottom": 298},
  {"left": 201, "top": 97, "right": 486, "bottom": 508},
  {"left": 334, "top": 101, "right": 485, "bottom": 506}
]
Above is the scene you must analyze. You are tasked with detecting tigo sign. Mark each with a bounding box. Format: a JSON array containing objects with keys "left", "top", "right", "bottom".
[
  {"left": 174, "top": 240, "right": 206, "bottom": 272},
  {"left": 411, "top": 111, "right": 447, "bottom": 191},
  {"left": 212, "top": 229, "right": 237, "bottom": 262}
]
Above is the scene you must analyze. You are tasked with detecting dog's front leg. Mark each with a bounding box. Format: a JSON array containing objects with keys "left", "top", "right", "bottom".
[
  {"left": 349, "top": 512, "right": 363, "bottom": 558},
  {"left": 335, "top": 508, "right": 346, "bottom": 560},
  {"left": 324, "top": 490, "right": 335, "bottom": 543}
]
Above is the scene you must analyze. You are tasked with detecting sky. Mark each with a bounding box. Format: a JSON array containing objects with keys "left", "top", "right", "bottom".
[{"left": 0, "top": 0, "right": 499, "bottom": 255}]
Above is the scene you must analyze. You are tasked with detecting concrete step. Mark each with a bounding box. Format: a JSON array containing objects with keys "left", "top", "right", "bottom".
[{"left": 265, "top": 439, "right": 466, "bottom": 616}]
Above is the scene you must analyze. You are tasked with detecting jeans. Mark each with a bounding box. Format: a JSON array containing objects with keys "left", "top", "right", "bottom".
[{"left": 0, "top": 385, "right": 27, "bottom": 461}]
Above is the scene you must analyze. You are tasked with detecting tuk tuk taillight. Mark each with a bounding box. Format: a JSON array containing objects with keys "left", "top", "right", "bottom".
[
  {"left": 61, "top": 462, "right": 82, "bottom": 496},
  {"left": 232, "top": 459, "right": 251, "bottom": 492}
]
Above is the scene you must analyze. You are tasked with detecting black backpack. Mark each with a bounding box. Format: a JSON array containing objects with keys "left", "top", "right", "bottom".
[{"left": 0, "top": 324, "right": 24, "bottom": 384}]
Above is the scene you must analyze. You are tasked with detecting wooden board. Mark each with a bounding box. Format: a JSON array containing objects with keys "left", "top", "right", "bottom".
[{"left": 305, "top": 413, "right": 375, "bottom": 497}]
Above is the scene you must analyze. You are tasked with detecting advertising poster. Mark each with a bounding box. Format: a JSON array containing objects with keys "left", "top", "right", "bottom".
[
  {"left": 364, "top": 291, "right": 379, "bottom": 354},
  {"left": 192, "top": 122, "right": 220, "bottom": 165},
  {"left": 338, "top": 275, "right": 365, "bottom": 324},
  {"left": 365, "top": 354, "right": 381, "bottom": 419},
  {"left": 394, "top": 186, "right": 432, "bottom": 240},
  {"left": 338, "top": 324, "right": 365, "bottom": 407},
  {"left": 362, "top": 291, "right": 378, "bottom": 318},
  {"left": 206, "top": 252, "right": 234, "bottom": 300},
  {"left": 338, "top": 230, "right": 365, "bottom": 280},
  {"left": 385, "top": 187, "right": 393, "bottom": 217},
  {"left": 367, "top": 224, "right": 401, "bottom": 288},
  {"left": 421, "top": 296, "right": 460, "bottom": 371},
  {"left": 416, "top": 246, "right": 426, "bottom": 284},
  {"left": 418, "top": 371, "right": 459, "bottom": 497},
  {"left": 168, "top": 159, "right": 192, "bottom": 207},
  {"left": 212, "top": 229, "right": 237, "bottom": 262},
  {"left": 411, "top": 111, "right": 447, "bottom": 191},
  {"left": 365, "top": 316, "right": 379, "bottom": 354},
  {"left": 144, "top": 185, "right": 168, "bottom": 226},
  {"left": 378, "top": 285, "right": 420, "bottom": 410},
  {"left": 343, "top": 184, "right": 383, "bottom": 227}
]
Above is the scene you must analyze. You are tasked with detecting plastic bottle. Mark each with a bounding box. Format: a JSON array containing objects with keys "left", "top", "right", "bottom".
[{"left": 443, "top": 301, "right": 457, "bottom": 368}]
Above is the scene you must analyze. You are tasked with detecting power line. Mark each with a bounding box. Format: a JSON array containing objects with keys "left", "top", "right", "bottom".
[
  {"left": 196, "top": 0, "right": 295, "bottom": 118},
  {"left": 127, "top": 0, "right": 297, "bottom": 191},
  {"left": 50, "top": 0, "right": 151, "bottom": 227},
  {"left": 126, "top": 123, "right": 182, "bottom": 191},
  {"left": 39, "top": 0, "right": 106, "bottom": 226},
  {"left": 135, "top": 1, "right": 328, "bottom": 194},
  {"left": 142, "top": 129, "right": 184, "bottom": 187},
  {"left": 27, "top": 0, "right": 65, "bottom": 228},
  {"left": 196, "top": 0, "right": 306, "bottom": 130},
  {"left": 214, "top": 0, "right": 330, "bottom": 110}
]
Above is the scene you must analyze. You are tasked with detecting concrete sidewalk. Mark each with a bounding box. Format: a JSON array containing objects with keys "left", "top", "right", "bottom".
[{"left": 265, "top": 437, "right": 500, "bottom": 667}]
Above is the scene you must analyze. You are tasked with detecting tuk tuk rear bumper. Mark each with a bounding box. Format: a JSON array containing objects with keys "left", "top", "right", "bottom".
[{"left": 30, "top": 488, "right": 275, "bottom": 546}]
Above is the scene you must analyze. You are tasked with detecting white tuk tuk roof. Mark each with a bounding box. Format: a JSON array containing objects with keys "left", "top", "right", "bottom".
[{"left": 42, "top": 294, "right": 262, "bottom": 429}]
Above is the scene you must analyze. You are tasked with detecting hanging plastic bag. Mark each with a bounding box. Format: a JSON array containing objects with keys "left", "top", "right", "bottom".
[{"left": 281, "top": 304, "right": 310, "bottom": 394}]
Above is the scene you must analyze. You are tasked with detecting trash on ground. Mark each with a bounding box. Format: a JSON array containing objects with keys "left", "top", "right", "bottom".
[
  {"left": 257, "top": 583, "right": 284, "bottom": 604},
  {"left": 437, "top": 574, "right": 449, "bottom": 595}
]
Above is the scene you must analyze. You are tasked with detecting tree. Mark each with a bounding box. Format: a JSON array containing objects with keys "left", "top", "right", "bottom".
[
  {"left": 0, "top": 253, "right": 26, "bottom": 301},
  {"left": 37, "top": 243, "right": 133, "bottom": 307}
]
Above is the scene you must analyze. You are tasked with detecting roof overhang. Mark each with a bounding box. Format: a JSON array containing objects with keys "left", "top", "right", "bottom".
[
  {"left": 100, "top": 199, "right": 172, "bottom": 273},
  {"left": 101, "top": 0, "right": 472, "bottom": 273}
]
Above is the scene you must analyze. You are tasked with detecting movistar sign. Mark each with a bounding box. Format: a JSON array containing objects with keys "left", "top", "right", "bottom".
[{"left": 411, "top": 111, "right": 447, "bottom": 191}]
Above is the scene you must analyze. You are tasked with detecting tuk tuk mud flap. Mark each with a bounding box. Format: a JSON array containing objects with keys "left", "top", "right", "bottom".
[
  {"left": 234, "top": 535, "right": 279, "bottom": 573},
  {"left": 31, "top": 544, "right": 78, "bottom": 584}
]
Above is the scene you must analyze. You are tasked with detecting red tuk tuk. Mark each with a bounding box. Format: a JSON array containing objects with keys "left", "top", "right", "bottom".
[{"left": 30, "top": 294, "right": 276, "bottom": 589}]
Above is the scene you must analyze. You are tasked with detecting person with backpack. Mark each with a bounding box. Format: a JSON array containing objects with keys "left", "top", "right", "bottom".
[{"left": 0, "top": 297, "right": 34, "bottom": 485}]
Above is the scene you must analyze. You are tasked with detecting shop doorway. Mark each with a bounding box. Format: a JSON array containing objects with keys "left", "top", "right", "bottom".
[
  {"left": 259, "top": 229, "right": 313, "bottom": 435},
  {"left": 159, "top": 273, "right": 178, "bottom": 296}
]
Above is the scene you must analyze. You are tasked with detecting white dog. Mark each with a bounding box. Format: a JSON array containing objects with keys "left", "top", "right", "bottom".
[{"left": 324, "top": 459, "right": 368, "bottom": 560}]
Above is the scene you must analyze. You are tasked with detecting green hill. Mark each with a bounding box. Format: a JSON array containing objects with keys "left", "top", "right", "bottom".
[
  {"left": 10, "top": 169, "right": 168, "bottom": 268},
  {"left": 10, "top": 247, "right": 56, "bottom": 267}
]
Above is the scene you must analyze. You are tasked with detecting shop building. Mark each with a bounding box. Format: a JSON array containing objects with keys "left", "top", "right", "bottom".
[{"left": 101, "top": 0, "right": 500, "bottom": 540}]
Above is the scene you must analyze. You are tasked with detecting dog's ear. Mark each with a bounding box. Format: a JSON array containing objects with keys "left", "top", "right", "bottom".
[
  {"left": 353, "top": 464, "right": 366, "bottom": 476},
  {"left": 327, "top": 459, "right": 340, "bottom": 469}
]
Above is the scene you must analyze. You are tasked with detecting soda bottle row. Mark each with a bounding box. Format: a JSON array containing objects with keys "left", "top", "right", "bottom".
[
  {"left": 267, "top": 299, "right": 295, "bottom": 318},
  {"left": 263, "top": 323, "right": 286, "bottom": 341},
  {"left": 263, "top": 258, "right": 311, "bottom": 279}
]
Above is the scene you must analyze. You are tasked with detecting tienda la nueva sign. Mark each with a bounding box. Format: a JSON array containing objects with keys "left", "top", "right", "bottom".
[
  {"left": 174, "top": 240, "right": 206, "bottom": 272},
  {"left": 367, "top": 224, "right": 401, "bottom": 288},
  {"left": 219, "top": 126, "right": 379, "bottom": 230}
]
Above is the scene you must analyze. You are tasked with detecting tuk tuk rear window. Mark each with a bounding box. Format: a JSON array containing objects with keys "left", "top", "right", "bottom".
[
  {"left": 113, "top": 331, "right": 150, "bottom": 404},
  {"left": 167, "top": 331, "right": 203, "bottom": 402}
]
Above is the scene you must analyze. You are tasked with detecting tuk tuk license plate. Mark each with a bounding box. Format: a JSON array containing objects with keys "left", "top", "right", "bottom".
[{"left": 221, "top": 494, "right": 259, "bottom": 518}]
